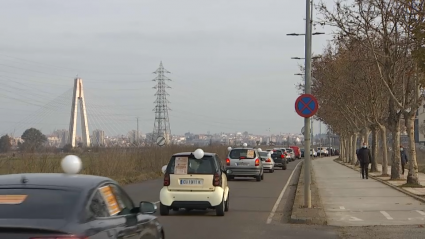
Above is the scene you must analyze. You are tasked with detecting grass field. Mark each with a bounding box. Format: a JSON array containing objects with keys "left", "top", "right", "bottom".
[{"left": 0, "top": 145, "right": 230, "bottom": 185}]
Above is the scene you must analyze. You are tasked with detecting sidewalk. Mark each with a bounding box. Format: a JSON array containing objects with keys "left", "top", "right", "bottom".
[
  {"left": 313, "top": 157, "right": 425, "bottom": 226},
  {"left": 339, "top": 161, "right": 425, "bottom": 197}
]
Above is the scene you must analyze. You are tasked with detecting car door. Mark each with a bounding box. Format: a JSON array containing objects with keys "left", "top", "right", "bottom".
[
  {"left": 87, "top": 186, "right": 128, "bottom": 239},
  {"left": 215, "top": 155, "right": 228, "bottom": 190},
  {"left": 110, "top": 184, "right": 159, "bottom": 239}
]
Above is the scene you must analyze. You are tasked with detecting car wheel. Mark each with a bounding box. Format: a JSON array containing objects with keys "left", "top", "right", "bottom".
[
  {"left": 283, "top": 166, "right": 287, "bottom": 170},
  {"left": 159, "top": 202, "right": 169, "bottom": 216},
  {"left": 225, "top": 193, "right": 230, "bottom": 212},
  {"left": 261, "top": 173, "right": 264, "bottom": 180},
  {"left": 256, "top": 174, "right": 261, "bottom": 181},
  {"left": 270, "top": 169, "right": 274, "bottom": 173},
  {"left": 216, "top": 199, "right": 225, "bottom": 216},
  {"left": 228, "top": 176, "right": 234, "bottom": 181}
]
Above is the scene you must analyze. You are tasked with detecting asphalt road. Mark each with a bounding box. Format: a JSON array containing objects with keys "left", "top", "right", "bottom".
[{"left": 124, "top": 159, "right": 340, "bottom": 239}]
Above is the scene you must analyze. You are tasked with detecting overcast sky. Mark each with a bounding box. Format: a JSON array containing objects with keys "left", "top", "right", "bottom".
[{"left": 0, "top": 0, "right": 335, "bottom": 137}]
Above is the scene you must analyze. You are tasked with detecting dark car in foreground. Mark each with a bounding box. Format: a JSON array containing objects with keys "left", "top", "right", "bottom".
[{"left": 0, "top": 156, "right": 164, "bottom": 239}]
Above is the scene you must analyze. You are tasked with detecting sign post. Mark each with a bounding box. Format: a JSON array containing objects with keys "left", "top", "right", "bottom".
[{"left": 295, "top": 95, "right": 318, "bottom": 209}]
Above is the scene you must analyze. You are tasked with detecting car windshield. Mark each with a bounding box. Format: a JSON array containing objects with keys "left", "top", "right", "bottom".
[
  {"left": 0, "top": 188, "right": 80, "bottom": 219},
  {"left": 259, "top": 152, "right": 269, "bottom": 157},
  {"left": 167, "top": 155, "right": 217, "bottom": 174},
  {"left": 229, "top": 149, "right": 256, "bottom": 159}
]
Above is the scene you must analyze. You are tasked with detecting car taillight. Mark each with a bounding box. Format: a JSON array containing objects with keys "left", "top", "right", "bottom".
[
  {"left": 266, "top": 158, "right": 271, "bottom": 162},
  {"left": 30, "top": 237, "right": 87, "bottom": 239},
  {"left": 163, "top": 173, "right": 170, "bottom": 186},
  {"left": 280, "top": 154, "right": 284, "bottom": 159},
  {"left": 226, "top": 158, "right": 230, "bottom": 166},
  {"left": 255, "top": 158, "right": 260, "bottom": 166},
  {"left": 213, "top": 173, "right": 222, "bottom": 186}
]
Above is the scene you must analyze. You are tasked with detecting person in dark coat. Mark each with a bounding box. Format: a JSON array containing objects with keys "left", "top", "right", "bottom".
[
  {"left": 357, "top": 142, "right": 372, "bottom": 179},
  {"left": 400, "top": 145, "right": 408, "bottom": 175}
]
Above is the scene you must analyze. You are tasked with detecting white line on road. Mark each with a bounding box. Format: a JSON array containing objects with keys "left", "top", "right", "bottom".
[
  {"left": 416, "top": 210, "right": 425, "bottom": 216},
  {"left": 349, "top": 216, "right": 363, "bottom": 221},
  {"left": 266, "top": 160, "right": 303, "bottom": 224},
  {"left": 380, "top": 211, "right": 393, "bottom": 220},
  {"left": 340, "top": 206, "right": 345, "bottom": 210}
]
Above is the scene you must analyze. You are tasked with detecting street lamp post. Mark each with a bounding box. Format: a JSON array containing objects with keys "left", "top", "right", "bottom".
[{"left": 286, "top": 0, "right": 324, "bottom": 208}]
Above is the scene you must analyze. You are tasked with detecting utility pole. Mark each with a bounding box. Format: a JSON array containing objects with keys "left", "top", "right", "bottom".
[
  {"left": 152, "top": 61, "right": 172, "bottom": 145},
  {"left": 136, "top": 117, "right": 139, "bottom": 146},
  {"left": 303, "top": 0, "right": 313, "bottom": 208},
  {"left": 319, "top": 121, "right": 322, "bottom": 157}
]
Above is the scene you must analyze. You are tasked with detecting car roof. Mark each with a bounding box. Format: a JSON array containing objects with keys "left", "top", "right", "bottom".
[
  {"left": 173, "top": 152, "right": 216, "bottom": 156},
  {"left": 230, "top": 147, "right": 255, "bottom": 150},
  {"left": 0, "top": 173, "right": 113, "bottom": 190}
]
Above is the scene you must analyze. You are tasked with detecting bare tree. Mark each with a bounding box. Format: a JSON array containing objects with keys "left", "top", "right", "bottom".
[{"left": 318, "top": 0, "right": 425, "bottom": 182}]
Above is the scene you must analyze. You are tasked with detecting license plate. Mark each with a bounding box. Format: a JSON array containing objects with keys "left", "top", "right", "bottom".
[
  {"left": 236, "top": 162, "right": 248, "bottom": 166},
  {"left": 180, "top": 179, "right": 203, "bottom": 185}
]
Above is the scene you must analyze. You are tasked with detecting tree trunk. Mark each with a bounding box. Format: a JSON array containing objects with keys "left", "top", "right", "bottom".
[
  {"left": 370, "top": 125, "right": 379, "bottom": 172},
  {"left": 364, "top": 127, "right": 370, "bottom": 145},
  {"left": 405, "top": 112, "right": 420, "bottom": 185},
  {"left": 348, "top": 134, "right": 353, "bottom": 163},
  {"left": 339, "top": 136, "right": 345, "bottom": 162},
  {"left": 379, "top": 124, "right": 389, "bottom": 176},
  {"left": 390, "top": 117, "right": 402, "bottom": 180},
  {"left": 353, "top": 133, "right": 359, "bottom": 166},
  {"left": 352, "top": 134, "right": 358, "bottom": 165}
]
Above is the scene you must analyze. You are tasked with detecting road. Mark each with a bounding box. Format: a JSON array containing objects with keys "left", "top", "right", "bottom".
[
  {"left": 313, "top": 158, "right": 425, "bottom": 227},
  {"left": 125, "top": 159, "right": 340, "bottom": 239}
]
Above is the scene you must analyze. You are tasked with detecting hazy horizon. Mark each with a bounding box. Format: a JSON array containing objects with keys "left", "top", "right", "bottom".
[{"left": 0, "top": 0, "right": 333, "bottom": 137}]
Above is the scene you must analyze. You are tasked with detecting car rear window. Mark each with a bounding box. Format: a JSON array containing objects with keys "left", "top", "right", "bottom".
[
  {"left": 167, "top": 155, "right": 217, "bottom": 174},
  {"left": 259, "top": 152, "right": 269, "bottom": 157},
  {"left": 229, "top": 149, "right": 256, "bottom": 159},
  {"left": 0, "top": 188, "right": 80, "bottom": 219},
  {"left": 272, "top": 150, "right": 283, "bottom": 155},
  {"left": 286, "top": 149, "right": 293, "bottom": 152}
]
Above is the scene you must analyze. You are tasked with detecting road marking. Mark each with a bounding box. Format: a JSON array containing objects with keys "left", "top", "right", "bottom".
[
  {"left": 380, "top": 211, "right": 393, "bottom": 220},
  {"left": 416, "top": 210, "right": 425, "bottom": 216},
  {"left": 349, "top": 216, "right": 363, "bottom": 221},
  {"left": 266, "top": 160, "right": 303, "bottom": 224},
  {"left": 339, "top": 206, "right": 345, "bottom": 210}
]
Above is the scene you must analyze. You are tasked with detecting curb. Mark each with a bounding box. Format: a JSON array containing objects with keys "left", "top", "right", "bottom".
[
  {"left": 334, "top": 159, "right": 425, "bottom": 204},
  {"left": 289, "top": 161, "right": 327, "bottom": 225}
]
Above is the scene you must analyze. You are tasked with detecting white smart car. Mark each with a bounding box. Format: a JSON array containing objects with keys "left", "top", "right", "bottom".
[{"left": 159, "top": 149, "right": 230, "bottom": 216}]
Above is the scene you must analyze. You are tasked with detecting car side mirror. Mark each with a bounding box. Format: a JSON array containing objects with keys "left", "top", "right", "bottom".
[
  {"left": 140, "top": 201, "right": 157, "bottom": 214},
  {"left": 161, "top": 165, "right": 167, "bottom": 174}
]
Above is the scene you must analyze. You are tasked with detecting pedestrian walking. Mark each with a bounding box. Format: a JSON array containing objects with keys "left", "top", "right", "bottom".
[
  {"left": 357, "top": 142, "right": 372, "bottom": 179},
  {"left": 400, "top": 145, "right": 408, "bottom": 175}
]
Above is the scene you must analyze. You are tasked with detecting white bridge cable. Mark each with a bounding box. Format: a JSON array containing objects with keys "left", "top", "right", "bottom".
[
  {"left": 86, "top": 105, "right": 127, "bottom": 139},
  {"left": 9, "top": 88, "right": 73, "bottom": 136},
  {"left": 9, "top": 88, "right": 72, "bottom": 130}
]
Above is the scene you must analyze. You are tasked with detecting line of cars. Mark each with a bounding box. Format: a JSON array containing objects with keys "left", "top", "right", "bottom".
[
  {"left": 0, "top": 145, "right": 303, "bottom": 238},
  {"left": 158, "top": 144, "right": 303, "bottom": 217}
]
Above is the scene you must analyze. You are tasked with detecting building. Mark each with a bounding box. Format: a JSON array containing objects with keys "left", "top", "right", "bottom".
[
  {"left": 92, "top": 129, "right": 105, "bottom": 147},
  {"left": 128, "top": 130, "right": 142, "bottom": 145},
  {"left": 51, "top": 129, "right": 69, "bottom": 147}
]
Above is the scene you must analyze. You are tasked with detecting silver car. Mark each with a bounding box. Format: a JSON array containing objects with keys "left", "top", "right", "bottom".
[
  {"left": 225, "top": 147, "right": 264, "bottom": 181},
  {"left": 258, "top": 151, "right": 275, "bottom": 173},
  {"left": 285, "top": 148, "right": 296, "bottom": 161}
]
